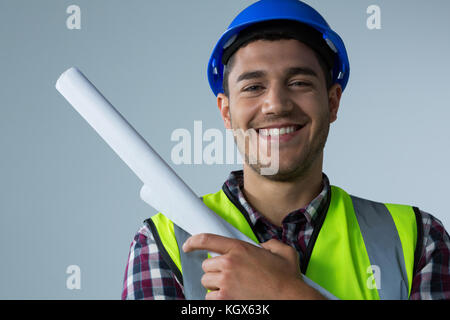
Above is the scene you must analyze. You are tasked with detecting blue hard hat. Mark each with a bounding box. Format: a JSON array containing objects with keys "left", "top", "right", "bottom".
[{"left": 207, "top": 0, "right": 350, "bottom": 96}]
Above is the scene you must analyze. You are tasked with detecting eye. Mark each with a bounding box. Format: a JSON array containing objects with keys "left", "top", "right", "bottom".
[
  {"left": 289, "top": 80, "right": 310, "bottom": 87},
  {"left": 242, "top": 84, "right": 264, "bottom": 92}
]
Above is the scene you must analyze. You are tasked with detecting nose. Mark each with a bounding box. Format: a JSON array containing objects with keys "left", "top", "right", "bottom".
[{"left": 261, "top": 83, "right": 294, "bottom": 115}]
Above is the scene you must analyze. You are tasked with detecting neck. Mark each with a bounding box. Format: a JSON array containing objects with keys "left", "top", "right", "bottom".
[{"left": 242, "top": 157, "right": 324, "bottom": 227}]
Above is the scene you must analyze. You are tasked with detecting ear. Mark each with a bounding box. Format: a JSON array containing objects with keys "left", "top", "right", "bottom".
[
  {"left": 328, "top": 83, "right": 342, "bottom": 124},
  {"left": 217, "top": 93, "right": 232, "bottom": 129}
]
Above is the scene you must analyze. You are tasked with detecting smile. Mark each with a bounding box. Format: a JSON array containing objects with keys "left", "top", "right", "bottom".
[
  {"left": 258, "top": 125, "right": 303, "bottom": 137},
  {"left": 256, "top": 124, "right": 305, "bottom": 143}
]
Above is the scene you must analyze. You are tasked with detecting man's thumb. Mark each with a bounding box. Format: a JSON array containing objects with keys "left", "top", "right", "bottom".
[{"left": 261, "top": 239, "right": 298, "bottom": 260}]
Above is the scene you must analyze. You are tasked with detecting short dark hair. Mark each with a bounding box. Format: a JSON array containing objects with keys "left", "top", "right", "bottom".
[{"left": 222, "top": 33, "right": 333, "bottom": 97}]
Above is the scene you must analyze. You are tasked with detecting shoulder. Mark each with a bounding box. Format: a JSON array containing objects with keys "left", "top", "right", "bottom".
[
  {"left": 122, "top": 219, "right": 185, "bottom": 300},
  {"left": 418, "top": 209, "right": 448, "bottom": 238},
  {"left": 416, "top": 209, "right": 450, "bottom": 258},
  {"left": 126, "top": 221, "right": 159, "bottom": 262},
  {"left": 136, "top": 221, "right": 155, "bottom": 241},
  {"left": 129, "top": 220, "right": 157, "bottom": 249},
  {"left": 409, "top": 209, "right": 450, "bottom": 299}
]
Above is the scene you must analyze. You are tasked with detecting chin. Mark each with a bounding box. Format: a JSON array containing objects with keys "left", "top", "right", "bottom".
[{"left": 248, "top": 161, "right": 308, "bottom": 182}]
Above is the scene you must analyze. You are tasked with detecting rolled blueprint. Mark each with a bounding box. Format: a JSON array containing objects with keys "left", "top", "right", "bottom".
[
  {"left": 55, "top": 67, "right": 257, "bottom": 251},
  {"left": 55, "top": 67, "right": 338, "bottom": 299}
]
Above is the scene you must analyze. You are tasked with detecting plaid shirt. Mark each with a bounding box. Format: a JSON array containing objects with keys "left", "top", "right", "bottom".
[{"left": 121, "top": 170, "right": 450, "bottom": 300}]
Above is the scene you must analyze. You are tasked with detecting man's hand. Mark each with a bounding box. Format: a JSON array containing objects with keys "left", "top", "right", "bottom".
[{"left": 182, "top": 233, "right": 326, "bottom": 300}]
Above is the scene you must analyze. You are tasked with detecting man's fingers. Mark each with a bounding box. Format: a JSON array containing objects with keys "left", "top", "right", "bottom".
[
  {"left": 260, "top": 239, "right": 298, "bottom": 261},
  {"left": 260, "top": 238, "right": 287, "bottom": 253},
  {"left": 200, "top": 272, "right": 222, "bottom": 291},
  {"left": 182, "top": 233, "right": 244, "bottom": 255},
  {"left": 201, "top": 255, "right": 223, "bottom": 273}
]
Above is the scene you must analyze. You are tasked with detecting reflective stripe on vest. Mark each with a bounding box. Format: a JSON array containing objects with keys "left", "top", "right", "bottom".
[
  {"left": 174, "top": 225, "right": 208, "bottom": 299},
  {"left": 150, "top": 185, "right": 418, "bottom": 300}
]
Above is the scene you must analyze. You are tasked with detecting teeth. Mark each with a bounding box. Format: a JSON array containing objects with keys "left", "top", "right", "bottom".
[
  {"left": 269, "top": 128, "right": 280, "bottom": 136},
  {"left": 258, "top": 126, "right": 298, "bottom": 137}
]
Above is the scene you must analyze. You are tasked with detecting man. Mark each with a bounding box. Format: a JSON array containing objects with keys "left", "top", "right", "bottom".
[{"left": 122, "top": 0, "right": 450, "bottom": 300}]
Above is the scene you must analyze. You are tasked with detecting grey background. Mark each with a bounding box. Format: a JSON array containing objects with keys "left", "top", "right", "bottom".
[{"left": 0, "top": 0, "right": 449, "bottom": 299}]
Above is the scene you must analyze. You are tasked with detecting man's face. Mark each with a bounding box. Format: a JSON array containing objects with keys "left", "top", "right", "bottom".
[{"left": 218, "top": 39, "right": 342, "bottom": 181}]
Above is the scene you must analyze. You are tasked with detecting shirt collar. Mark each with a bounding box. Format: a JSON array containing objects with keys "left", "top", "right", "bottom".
[{"left": 224, "top": 170, "right": 330, "bottom": 227}]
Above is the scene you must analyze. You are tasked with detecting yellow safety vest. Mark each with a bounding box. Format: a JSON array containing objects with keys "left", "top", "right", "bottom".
[{"left": 146, "top": 185, "right": 422, "bottom": 300}]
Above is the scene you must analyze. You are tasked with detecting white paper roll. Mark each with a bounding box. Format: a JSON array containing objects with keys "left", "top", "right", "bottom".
[
  {"left": 55, "top": 67, "right": 338, "bottom": 299},
  {"left": 55, "top": 67, "right": 257, "bottom": 249}
]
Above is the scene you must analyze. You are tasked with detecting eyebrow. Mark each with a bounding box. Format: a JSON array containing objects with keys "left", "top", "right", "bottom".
[
  {"left": 236, "top": 70, "right": 266, "bottom": 83},
  {"left": 236, "top": 67, "right": 319, "bottom": 83},
  {"left": 286, "top": 67, "right": 318, "bottom": 79}
]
